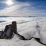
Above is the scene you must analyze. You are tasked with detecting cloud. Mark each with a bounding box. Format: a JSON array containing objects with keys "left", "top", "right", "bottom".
[
  {"left": 0, "top": 0, "right": 46, "bottom": 16},
  {"left": 0, "top": 1, "right": 30, "bottom": 16}
]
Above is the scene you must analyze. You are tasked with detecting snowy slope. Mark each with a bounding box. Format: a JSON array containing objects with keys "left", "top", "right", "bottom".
[{"left": 0, "top": 17, "right": 46, "bottom": 46}]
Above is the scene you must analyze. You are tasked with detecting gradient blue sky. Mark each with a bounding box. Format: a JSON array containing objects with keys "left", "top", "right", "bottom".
[{"left": 0, "top": 0, "right": 46, "bottom": 16}]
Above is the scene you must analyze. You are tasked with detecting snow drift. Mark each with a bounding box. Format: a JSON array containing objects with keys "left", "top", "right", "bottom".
[{"left": 0, "top": 17, "right": 46, "bottom": 46}]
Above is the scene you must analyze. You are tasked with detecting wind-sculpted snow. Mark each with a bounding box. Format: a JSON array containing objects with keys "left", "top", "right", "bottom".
[{"left": 0, "top": 17, "right": 46, "bottom": 46}]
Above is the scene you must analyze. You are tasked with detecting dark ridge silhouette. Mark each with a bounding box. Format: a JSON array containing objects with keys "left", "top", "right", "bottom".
[
  {"left": 11, "top": 21, "right": 17, "bottom": 34},
  {"left": 17, "top": 33, "right": 27, "bottom": 40},
  {"left": 0, "top": 21, "right": 18, "bottom": 39},
  {"left": 20, "top": 37, "right": 45, "bottom": 45},
  {"left": 0, "top": 31, "right": 3, "bottom": 39},
  {"left": 34, "top": 38, "right": 45, "bottom": 45}
]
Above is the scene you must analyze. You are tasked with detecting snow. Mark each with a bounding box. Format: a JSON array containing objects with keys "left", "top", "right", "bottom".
[{"left": 0, "top": 17, "right": 46, "bottom": 46}]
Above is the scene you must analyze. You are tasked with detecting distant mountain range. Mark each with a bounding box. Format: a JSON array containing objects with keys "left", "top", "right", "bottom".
[
  {"left": 0, "top": 16, "right": 36, "bottom": 17},
  {"left": 0, "top": 16, "right": 9, "bottom": 17}
]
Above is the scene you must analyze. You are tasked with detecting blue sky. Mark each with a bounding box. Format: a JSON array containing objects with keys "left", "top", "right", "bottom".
[{"left": 0, "top": 0, "right": 46, "bottom": 16}]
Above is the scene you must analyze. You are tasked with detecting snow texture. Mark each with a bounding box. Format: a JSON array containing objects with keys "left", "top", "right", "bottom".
[{"left": 0, "top": 17, "right": 46, "bottom": 46}]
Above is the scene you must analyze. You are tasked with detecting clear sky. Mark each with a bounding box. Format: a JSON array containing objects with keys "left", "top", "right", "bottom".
[{"left": 0, "top": 0, "right": 46, "bottom": 16}]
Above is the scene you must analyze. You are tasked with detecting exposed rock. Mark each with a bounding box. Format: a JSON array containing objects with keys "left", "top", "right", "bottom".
[
  {"left": 11, "top": 21, "right": 17, "bottom": 34},
  {"left": 3, "top": 21, "right": 18, "bottom": 39},
  {"left": 0, "top": 31, "right": 3, "bottom": 39},
  {"left": 4, "top": 25, "right": 12, "bottom": 39},
  {"left": 4, "top": 25, "right": 9, "bottom": 32},
  {"left": 0, "top": 21, "right": 18, "bottom": 39},
  {"left": 34, "top": 38, "right": 45, "bottom": 45},
  {"left": 0, "top": 21, "right": 45, "bottom": 45},
  {"left": 17, "top": 33, "right": 27, "bottom": 40}
]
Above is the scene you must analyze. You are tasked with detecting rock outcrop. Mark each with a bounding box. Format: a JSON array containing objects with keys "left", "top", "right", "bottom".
[
  {"left": 0, "top": 31, "right": 3, "bottom": 39},
  {"left": 11, "top": 21, "right": 17, "bottom": 34},
  {"left": 0, "top": 21, "right": 45, "bottom": 45},
  {"left": 0, "top": 21, "right": 18, "bottom": 39}
]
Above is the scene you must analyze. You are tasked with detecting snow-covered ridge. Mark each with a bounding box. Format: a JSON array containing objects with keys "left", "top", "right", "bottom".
[{"left": 0, "top": 17, "right": 46, "bottom": 46}]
